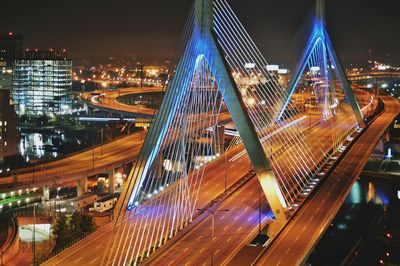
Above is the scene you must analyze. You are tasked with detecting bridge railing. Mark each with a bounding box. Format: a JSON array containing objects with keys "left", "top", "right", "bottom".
[{"left": 36, "top": 228, "right": 96, "bottom": 266}]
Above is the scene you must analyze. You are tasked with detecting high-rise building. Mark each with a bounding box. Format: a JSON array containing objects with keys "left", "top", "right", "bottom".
[
  {"left": 12, "top": 50, "right": 72, "bottom": 116},
  {"left": 0, "top": 63, "right": 19, "bottom": 166},
  {"left": 0, "top": 32, "right": 23, "bottom": 66}
]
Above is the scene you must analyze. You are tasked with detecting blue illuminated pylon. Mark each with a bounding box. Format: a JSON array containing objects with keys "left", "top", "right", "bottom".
[
  {"left": 115, "top": 0, "right": 287, "bottom": 235},
  {"left": 278, "top": 0, "right": 365, "bottom": 127}
]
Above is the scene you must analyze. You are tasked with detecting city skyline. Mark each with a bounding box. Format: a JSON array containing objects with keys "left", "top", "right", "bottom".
[
  {"left": 0, "top": 0, "right": 399, "bottom": 64},
  {"left": 0, "top": 0, "right": 399, "bottom": 265}
]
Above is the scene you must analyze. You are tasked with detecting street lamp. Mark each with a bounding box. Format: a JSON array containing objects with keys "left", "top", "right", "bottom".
[
  {"left": 198, "top": 208, "right": 230, "bottom": 266},
  {"left": 32, "top": 203, "right": 38, "bottom": 265},
  {"left": 224, "top": 151, "right": 227, "bottom": 193}
]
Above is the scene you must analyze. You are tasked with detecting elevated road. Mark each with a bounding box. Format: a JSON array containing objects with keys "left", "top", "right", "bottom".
[
  {"left": 41, "top": 101, "right": 364, "bottom": 266},
  {"left": 0, "top": 87, "right": 160, "bottom": 191},
  {"left": 348, "top": 71, "right": 400, "bottom": 82},
  {"left": 41, "top": 141, "right": 255, "bottom": 266},
  {"left": 253, "top": 96, "right": 400, "bottom": 265},
  {"left": 0, "top": 131, "right": 146, "bottom": 192},
  {"left": 142, "top": 105, "right": 361, "bottom": 266},
  {"left": 81, "top": 86, "right": 163, "bottom": 116}
]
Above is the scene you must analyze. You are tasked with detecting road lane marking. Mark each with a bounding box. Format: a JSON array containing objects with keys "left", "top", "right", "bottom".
[
  {"left": 285, "top": 248, "right": 291, "bottom": 255},
  {"left": 73, "top": 256, "right": 83, "bottom": 263},
  {"left": 89, "top": 258, "right": 99, "bottom": 264},
  {"left": 295, "top": 236, "right": 300, "bottom": 242},
  {"left": 95, "top": 244, "right": 103, "bottom": 250}
]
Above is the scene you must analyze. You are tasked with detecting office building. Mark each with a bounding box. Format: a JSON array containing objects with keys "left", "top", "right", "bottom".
[{"left": 12, "top": 50, "right": 72, "bottom": 115}]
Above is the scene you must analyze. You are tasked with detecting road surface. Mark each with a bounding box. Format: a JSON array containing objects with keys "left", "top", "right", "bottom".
[
  {"left": 81, "top": 87, "right": 163, "bottom": 116},
  {"left": 42, "top": 101, "right": 362, "bottom": 266},
  {"left": 254, "top": 96, "right": 400, "bottom": 265}
]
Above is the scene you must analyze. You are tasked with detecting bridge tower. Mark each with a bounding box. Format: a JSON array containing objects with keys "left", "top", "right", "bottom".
[
  {"left": 115, "top": 0, "right": 287, "bottom": 233},
  {"left": 279, "top": 0, "right": 365, "bottom": 128}
]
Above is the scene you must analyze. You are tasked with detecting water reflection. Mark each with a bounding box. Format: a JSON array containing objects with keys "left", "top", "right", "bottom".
[
  {"left": 367, "top": 182, "right": 375, "bottom": 203},
  {"left": 346, "top": 178, "right": 392, "bottom": 207},
  {"left": 20, "top": 132, "right": 59, "bottom": 161},
  {"left": 19, "top": 130, "right": 94, "bottom": 163}
]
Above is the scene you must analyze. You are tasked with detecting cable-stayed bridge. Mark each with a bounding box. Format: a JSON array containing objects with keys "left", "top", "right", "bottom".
[{"left": 42, "top": 0, "right": 399, "bottom": 265}]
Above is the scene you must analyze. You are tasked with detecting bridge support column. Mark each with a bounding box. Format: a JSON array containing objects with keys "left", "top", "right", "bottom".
[
  {"left": 77, "top": 177, "right": 88, "bottom": 197},
  {"left": 259, "top": 171, "right": 288, "bottom": 238},
  {"left": 374, "top": 138, "right": 385, "bottom": 154},
  {"left": 109, "top": 169, "right": 116, "bottom": 194},
  {"left": 216, "top": 125, "right": 225, "bottom": 154},
  {"left": 42, "top": 186, "right": 50, "bottom": 202}
]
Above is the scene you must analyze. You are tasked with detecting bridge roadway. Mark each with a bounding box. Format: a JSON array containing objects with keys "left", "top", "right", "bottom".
[
  {"left": 81, "top": 86, "right": 163, "bottom": 116},
  {"left": 142, "top": 106, "right": 359, "bottom": 265},
  {"left": 253, "top": 95, "right": 400, "bottom": 265},
  {"left": 0, "top": 88, "right": 369, "bottom": 192},
  {"left": 0, "top": 131, "right": 146, "bottom": 191},
  {"left": 0, "top": 111, "right": 232, "bottom": 192},
  {"left": 42, "top": 103, "right": 361, "bottom": 265},
  {"left": 347, "top": 71, "right": 400, "bottom": 82},
  {"left": 41, "top": 137, "right": 256, "bottom": 266},
  {"left": 0, "top": 87, "right": 164, "bottom": 192}
]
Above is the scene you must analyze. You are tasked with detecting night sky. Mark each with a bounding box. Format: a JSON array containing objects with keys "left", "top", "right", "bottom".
[{"left": 1, "top": 0, "right": 399, "bottom": 64}]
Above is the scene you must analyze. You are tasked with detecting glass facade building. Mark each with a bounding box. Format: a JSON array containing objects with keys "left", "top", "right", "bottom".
[{"left": 12, "top": 51, "right": 72, "bottom": 115}]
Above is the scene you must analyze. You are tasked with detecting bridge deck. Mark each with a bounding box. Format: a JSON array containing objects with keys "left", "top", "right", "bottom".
[{"left": 252, "top": 96, "right": 399, "bottom": 266}]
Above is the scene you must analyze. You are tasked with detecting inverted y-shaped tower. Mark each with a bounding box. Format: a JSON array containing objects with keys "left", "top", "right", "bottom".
[
  {"left": 278, "top": 0, "right": 365, "bottom": 128},
  {"left": 103, "top": 1, "right": 290, "bottom": 264}
]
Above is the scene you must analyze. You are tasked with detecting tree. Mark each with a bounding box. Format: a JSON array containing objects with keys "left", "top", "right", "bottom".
[
  {"left": 52, "top": 214, "right": 71, "bottom": 248},
  {"left": 52, "top": 213, "right": 96, "bottom": 250}
]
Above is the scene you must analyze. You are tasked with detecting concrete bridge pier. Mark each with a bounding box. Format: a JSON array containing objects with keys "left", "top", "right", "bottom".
[
  {"left": 374, "top": 130, "right": 391, "bottom": 154},
  {"left": 374, "top": 138, "right": 385, "bottom": 154},
  {"left": 42, "top": 186, "right": 50, "bottom": 202},
  {"left": 77, "top": 177, "right": 88, "bottom": 197},
  {"left": 216, "top": 125, "right": 225, "bottom": 154},
  {"left": 108, "top": 169, "right": 116, "bottom": 194}
]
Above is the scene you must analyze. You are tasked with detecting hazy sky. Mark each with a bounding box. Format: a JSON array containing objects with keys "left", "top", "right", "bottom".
[{"left": 1, "top": 0, "right": 399, "bottom": 64}]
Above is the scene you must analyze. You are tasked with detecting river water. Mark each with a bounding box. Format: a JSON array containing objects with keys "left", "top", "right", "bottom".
[{"left": 309, "top": 173, "right": 400, "bottom": 265}]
